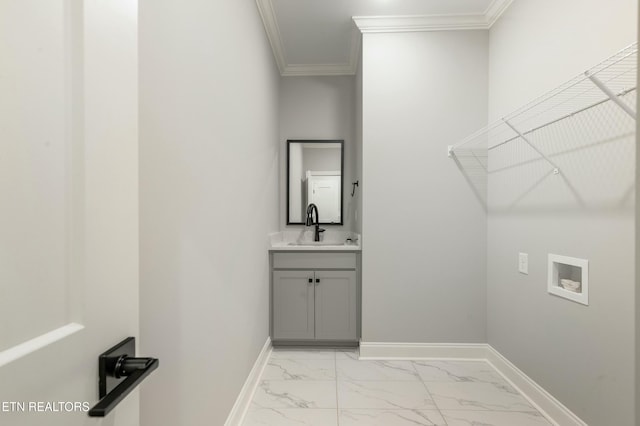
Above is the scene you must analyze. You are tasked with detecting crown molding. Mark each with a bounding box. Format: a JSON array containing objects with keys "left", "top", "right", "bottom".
[
  {"left": 353, "top": 0, "right": 513, "bottom": 33},
  {"left": 257, "top": 0, "right": 512, "bottom": 76},
  {"left": 256, "top": 0, "right": 286, "bottom": 74},
  {"left": 484, "top": 0, "right": 515, "bottom": 27},
  {"left": 281, "top": 63, "right": 356, "bottom": 77},
  {"left": 352, "top": 14, "right": 489, "bottom": 33}
]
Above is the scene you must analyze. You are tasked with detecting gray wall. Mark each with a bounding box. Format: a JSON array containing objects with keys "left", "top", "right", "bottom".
[
  {"left": 139, "top": 0, "right": 280, "bottom": 424},
  {"left": 279, "top": 76, "right": 357, "bottom": 230},
  {"left": 487, "top": 1, "right": 637, "bottom": 424},
  {"left": 361, "top": 31, "right": 488, "bottom": 343},
  {"left": 637, "top": 13, "right": 640, "bottom": 421},
  {"left": 302, "top": 146, "right": 341, "bottom": 173},
  {"left": 635, "top": 9, "right": 640, "bottom": 423},
  {"left": 355, "top": 49, "right": 363, "bottom": 234}
]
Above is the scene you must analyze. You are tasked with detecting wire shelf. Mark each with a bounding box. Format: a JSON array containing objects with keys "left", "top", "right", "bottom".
[{"left": 449, "top": 42, "right": 638, "bottom": 169}]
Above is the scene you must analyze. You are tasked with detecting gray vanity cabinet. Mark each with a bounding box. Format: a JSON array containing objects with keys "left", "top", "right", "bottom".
[
  {"left": 314, "top": 270, "right": 357, "bottom": 340},
  {"left": 270, "top": 252, "right": 360, "bottom": 345},
  {"left": 272, "top": 270, "right": 315, "bottom": 340}
]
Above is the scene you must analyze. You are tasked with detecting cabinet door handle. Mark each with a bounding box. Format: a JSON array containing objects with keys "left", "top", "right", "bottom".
[
  {"left": 308, "top": 278, "right": 313, "bottom": 283},
  {"left": 315, "top": 278, "right": 320, "bottom": 283}
]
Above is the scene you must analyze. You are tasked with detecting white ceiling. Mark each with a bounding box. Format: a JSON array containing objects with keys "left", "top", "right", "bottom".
[{"left": 257, "top": 0, "right": 513, "bottom": 76}]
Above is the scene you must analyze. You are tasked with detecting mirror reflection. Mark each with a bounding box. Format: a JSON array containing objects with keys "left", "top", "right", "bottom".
[{"left": 287, "top": 140, "right": 344, "bottom": 225}]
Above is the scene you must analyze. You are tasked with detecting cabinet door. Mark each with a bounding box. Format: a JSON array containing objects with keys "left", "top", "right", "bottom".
[
  {"left": 273, "top": 270, "right": 315, "bottom": 340},
  {"left": 314, "top": 270, "right": 357, "bottom": 341}
]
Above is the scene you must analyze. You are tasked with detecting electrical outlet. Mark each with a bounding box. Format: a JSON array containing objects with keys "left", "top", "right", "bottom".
[{"left": 519, "top": 253, "right": 529, "bottom": 275}]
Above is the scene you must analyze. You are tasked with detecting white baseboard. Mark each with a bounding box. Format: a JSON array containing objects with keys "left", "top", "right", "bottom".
[
  {"left": 224, "top": 337, "right": 272, "bottom": 426},
  {"left": 359, "top": 341, "right": 489, "bottom": 360},
  {"left": 485, "top": 346, "right": 587, "bottom": 426},
  {"left": 359, "top": 341, "right": 586, "bottom": 426}
]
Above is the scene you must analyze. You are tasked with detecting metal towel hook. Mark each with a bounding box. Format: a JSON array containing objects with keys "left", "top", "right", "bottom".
[{"left": 351, "top": 181, "right": 359, "bottom": 197}]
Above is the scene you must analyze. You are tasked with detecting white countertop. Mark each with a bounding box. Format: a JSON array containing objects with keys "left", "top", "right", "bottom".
[{"left": 268, "top": 231, "right": 361, "bottom": 252}]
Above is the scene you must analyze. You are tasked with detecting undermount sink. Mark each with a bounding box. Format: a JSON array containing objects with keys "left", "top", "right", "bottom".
[{"left": 287, "top": 241, "right": 346, "bottom": 246}]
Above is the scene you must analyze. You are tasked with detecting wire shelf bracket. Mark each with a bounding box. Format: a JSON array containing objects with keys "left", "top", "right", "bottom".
[
  {"left": 502, "top": 119, "right": 561, "bottom": 175},
  {"left": 586, "top": 71, "right": 636, "bottom": 119}
]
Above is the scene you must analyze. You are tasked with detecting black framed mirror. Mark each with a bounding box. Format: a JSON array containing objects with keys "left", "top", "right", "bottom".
[{"left": 287, "top": 139, "right": 344, "bottom": 225}]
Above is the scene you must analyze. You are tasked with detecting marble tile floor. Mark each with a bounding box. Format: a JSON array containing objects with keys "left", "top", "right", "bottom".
[{"left": 242, "top": 348, "right": 553, "bottom": 426}]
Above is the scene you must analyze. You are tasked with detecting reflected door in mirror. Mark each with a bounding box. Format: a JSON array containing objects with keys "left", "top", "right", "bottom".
[{"left": 307, "top": 172, "right": 340, "bottom": 223}]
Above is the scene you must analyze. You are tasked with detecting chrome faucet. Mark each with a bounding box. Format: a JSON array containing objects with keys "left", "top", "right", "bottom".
[{"left": 305, "top": 203, "right": 325, "bottom": 242}]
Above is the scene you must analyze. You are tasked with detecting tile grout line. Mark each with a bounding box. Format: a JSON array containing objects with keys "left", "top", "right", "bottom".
[{"left": 411, "top": 360, "right": 449, "bottom": 426}]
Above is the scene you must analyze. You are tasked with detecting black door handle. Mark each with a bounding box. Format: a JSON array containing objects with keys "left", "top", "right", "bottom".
[
  {"left": 315, "top": 278, "right": 320, "bottom": 283},
  {"left": 88, "top": 337, "right": 159, "bottom": 417},
  {"left": 89, "top": 358, "right": 158, "bottom": 417},
  {"left": 107, "top": 355, "right": 155, "bottom": 379},
  {"left": 308, "top": 278, "right": 313, "bottom": 283}
]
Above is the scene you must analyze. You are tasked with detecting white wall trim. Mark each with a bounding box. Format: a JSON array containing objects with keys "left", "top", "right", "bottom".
[
  {"left": 257, "top": 0, "right": 511, "bottom": 76},
  {"left": 256, "top": 0, "right": 287, "bottom": 75},
  {"left": 486, "top": 346, "right": 588, "bottom": 426},
  {"left": 224, "top": 337, "right": 272, "bottom": 426},
  {"left": 352, "top": 14, "right": 490, "bottom": 33},
  {"left": 359, "top": 341, "right": 586, "bottom": 426},
  {"left": 353, "top": 0, "right": 513, "bottom": 34},
  {"left": 281, "top": 62, "right": 357, "bottom": 77},
  {"left": 484, "top": 0, "right": 515, "bottom": 27},
  {"left": 359, "top": 341, "right": 489, "bottom": 360}
]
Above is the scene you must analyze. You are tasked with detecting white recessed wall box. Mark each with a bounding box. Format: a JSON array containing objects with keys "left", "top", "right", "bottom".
[{"left": 548, "top": 254, "right": 589, "bottom": 305}]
